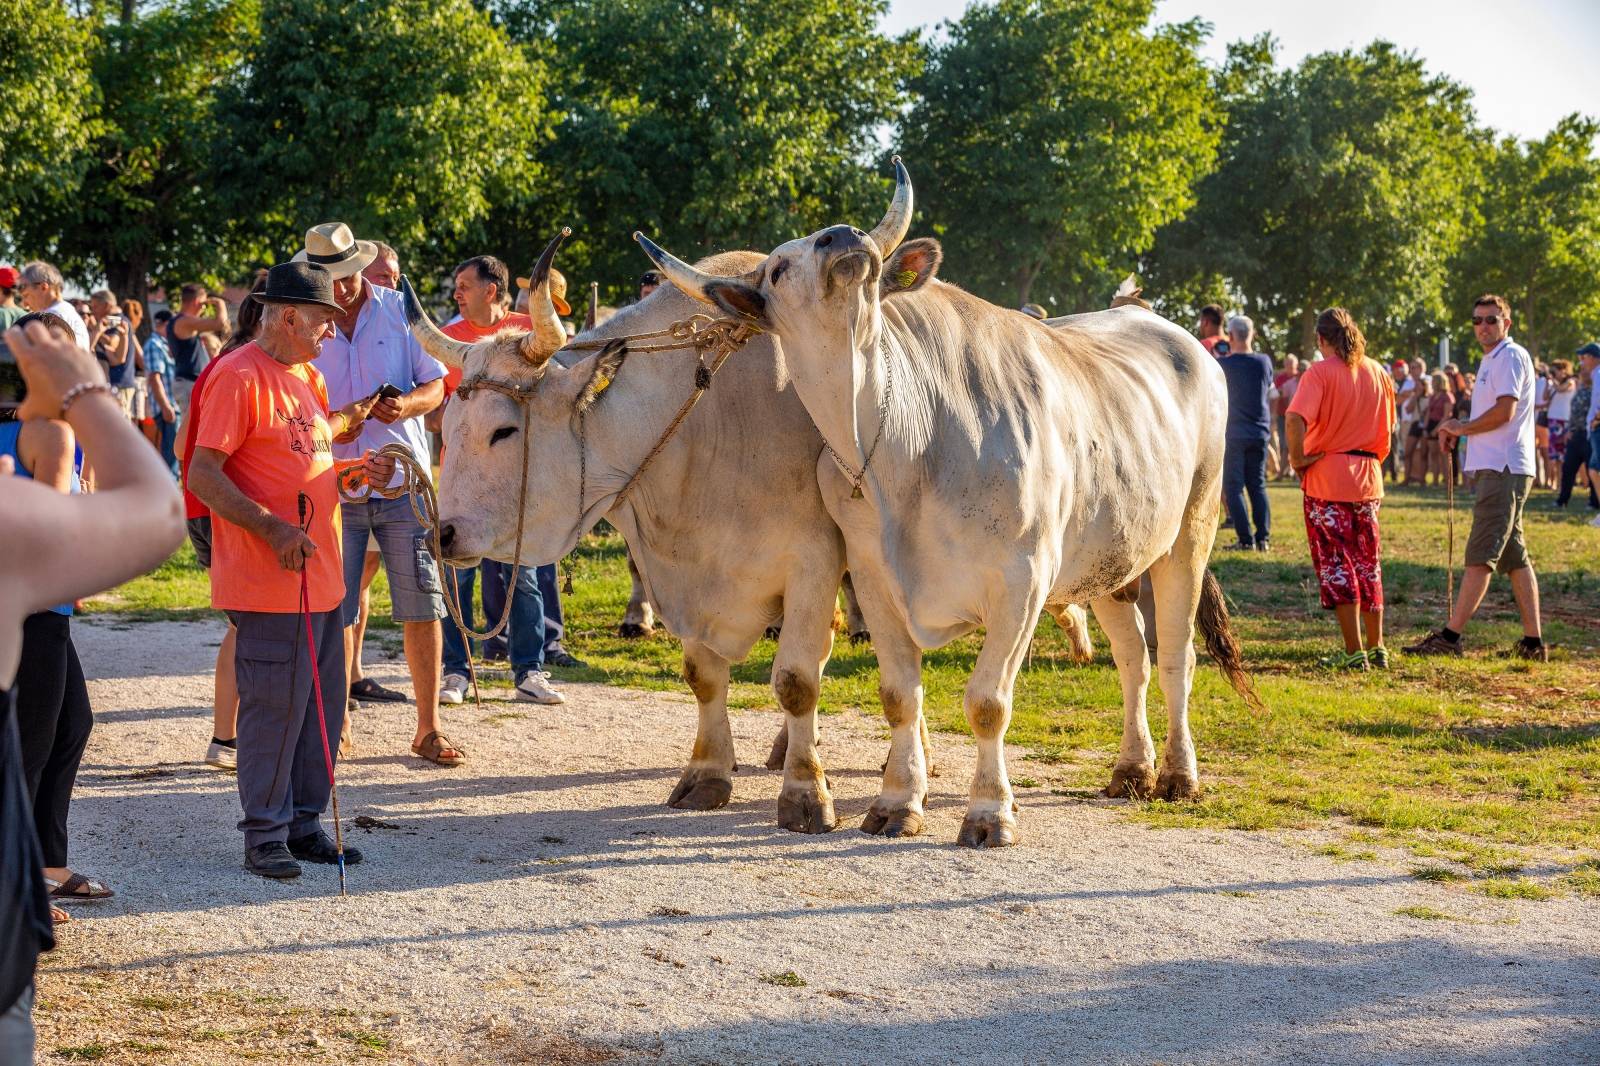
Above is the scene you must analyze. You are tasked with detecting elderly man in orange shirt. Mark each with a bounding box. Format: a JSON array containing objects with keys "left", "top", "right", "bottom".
[
  {"left": 187, "top": 262, "right": 387, "bottom": 880},
  {"left": 1286, "top": 308, "right": 1397, "bottom": 671}
]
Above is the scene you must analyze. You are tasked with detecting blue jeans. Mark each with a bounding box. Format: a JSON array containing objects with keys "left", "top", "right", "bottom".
[
  {"left": 1224, "top": 438, "right": 1271, "bottom": 546},
  {"left": 156, "top": 416, "right": 179, "bottom": 478},
  {"left": 536, "top": 563, "right": 565, "bottom": 655},
  {"left": 441, "top": 562, "right": 545, "bottom": 678}
]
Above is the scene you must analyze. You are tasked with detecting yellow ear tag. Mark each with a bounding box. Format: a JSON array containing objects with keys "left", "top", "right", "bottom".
[
  {"left": 592, "top": 375, "right": 612, "bottom": 396},
  {"left": 895, "top": 270, "right": 918, "bottom": 288}
]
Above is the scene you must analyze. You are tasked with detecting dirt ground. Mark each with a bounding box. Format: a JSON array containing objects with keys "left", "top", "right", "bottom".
[{"left": 30, "top": 619, "right": 1600, "bottom": 1065}]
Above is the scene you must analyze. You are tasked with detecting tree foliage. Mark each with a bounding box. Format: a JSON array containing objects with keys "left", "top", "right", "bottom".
[
  {"left": 214, "top": 0, "right": 553, "bottom": 286},
  {"left": 1448, "top": 116, "right": 1600, "bottom": 360},
  {"left": 495, "top": 0, "right": 919, "bottom": 301},
  {"left": 897, "top": 0, "right": 1220, "bottom": 310},
  {"left": 10, "top": 0, "right": 260, "bottom": 304},
  {"left": 1148, "top": 38, "right": 1479, "bottom": 356},
  {"left": 0, "top": 0, "right": 99, "bottom": 248}
]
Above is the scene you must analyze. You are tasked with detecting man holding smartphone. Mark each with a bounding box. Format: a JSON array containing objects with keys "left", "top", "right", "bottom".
[{"left": 299, "top": 223, "right": 457, "bottom": 767}]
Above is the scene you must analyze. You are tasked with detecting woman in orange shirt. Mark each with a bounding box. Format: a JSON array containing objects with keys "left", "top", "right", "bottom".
[{"left": 1285, "top": 308, "right": 1398, "bottom": 670}]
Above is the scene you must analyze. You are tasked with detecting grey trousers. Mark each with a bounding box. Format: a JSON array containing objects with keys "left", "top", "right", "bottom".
[
  {"left": 0, "top": 986, "right": 33, "bottom": 1066},
  {"left": 227, "top": 608, "right": 346, "bottom": 849}
]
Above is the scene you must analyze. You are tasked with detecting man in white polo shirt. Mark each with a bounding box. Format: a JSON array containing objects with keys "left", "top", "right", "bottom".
[{"left": 1405, "top": 294, "right": 1545, "bottom": 661}]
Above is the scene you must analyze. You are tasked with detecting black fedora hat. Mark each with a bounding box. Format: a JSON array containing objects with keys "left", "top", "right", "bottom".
[{"left": 250, "top": 261, "right": 343, "bottom": 313}]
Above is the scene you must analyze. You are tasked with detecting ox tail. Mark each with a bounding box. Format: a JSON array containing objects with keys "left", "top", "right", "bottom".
[{"left": 1196, "top": 569, "right": 1266, "bottom": 714}]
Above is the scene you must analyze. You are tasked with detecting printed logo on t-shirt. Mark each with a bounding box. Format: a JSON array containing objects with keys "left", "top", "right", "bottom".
[{"left": 276, "top": 406, "right": 330, "bottom": 457}]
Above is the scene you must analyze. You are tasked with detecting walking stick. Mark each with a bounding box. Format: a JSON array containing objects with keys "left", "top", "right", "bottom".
[
  {"left": 297, "top": 493, "right": 348, "bottom": 895},
  {"left": 1444, "top": 447, "right": 1456, "bottom": 611}
]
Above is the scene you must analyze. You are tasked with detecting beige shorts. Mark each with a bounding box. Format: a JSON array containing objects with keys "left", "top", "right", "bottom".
[
  {"left": 1464, "top": 469, "right": 1532, "bottom": 574},
  {"left": 116, "top": 387, "right": 137, "bottom": 420}
]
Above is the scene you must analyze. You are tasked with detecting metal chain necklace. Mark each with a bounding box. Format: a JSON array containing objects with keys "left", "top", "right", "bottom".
[{"left": 822, "top": 333, "right": 894, "bottom": 499}]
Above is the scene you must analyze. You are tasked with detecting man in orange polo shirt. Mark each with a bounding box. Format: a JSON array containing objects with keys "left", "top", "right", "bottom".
[{"left": 187, "top": 262, "right": 384, "bottom": 879}]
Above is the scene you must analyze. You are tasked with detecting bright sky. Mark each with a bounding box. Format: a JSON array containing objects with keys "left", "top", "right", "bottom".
[{"left": 883, "top": 0, "right": 1600, "bottom": 142}]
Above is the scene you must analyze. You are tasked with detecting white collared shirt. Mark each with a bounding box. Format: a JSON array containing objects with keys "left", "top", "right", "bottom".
[
  {"left": 44, "top": 299, "right": 90, "bottom": 351},
  {"left": 1465, "top": 337, "right": 1536, "bottom": 475}
]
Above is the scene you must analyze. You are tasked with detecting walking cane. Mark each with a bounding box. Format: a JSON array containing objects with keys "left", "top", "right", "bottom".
[
  {"left": 1444, "top": 447, "right": 1456, "bottom": 611},
  {"left": 297, "top": 493, "right": 348, "bottom": 895}
]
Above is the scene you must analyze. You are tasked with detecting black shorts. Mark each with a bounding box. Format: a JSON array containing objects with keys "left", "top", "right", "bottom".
[{"left": 186, "top": 516, "right": 213, "bottom": 570}]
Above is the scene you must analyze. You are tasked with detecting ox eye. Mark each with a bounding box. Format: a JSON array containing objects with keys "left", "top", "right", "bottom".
[
  {"left": 770, "top": 261, "right": 787, "bottom": 284},
  {"left": 490, "top": 426, "right": 518, "bottom": 446}
]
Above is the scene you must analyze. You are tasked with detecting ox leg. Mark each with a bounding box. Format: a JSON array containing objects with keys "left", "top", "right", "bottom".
[
  {"left": 667, "top": 642, "right": 735, "bottom": 810},
  {"left": 1089, "top": 596, "right": 1157, "bottom": 798},
  {"left": 618, "top": 551, "right": 655, "bottom": 638},
  {"left": 840, "top": 572, "right": 871, "bottom": 645},
  {"left": 956, "top": 597, "right": 1041, "bottom": 849},
  {"left": 1046, "top": 602, "right": 1094, "bottom": 663},
  {"left": 1147, "top": 532, "right": 1208, "bottom": 802},
  {"left": 863, "top": 626, "right": 928, "bottom": 838},
  {"left": 771, "top": 612, "right": 836, "bottom": 834}
]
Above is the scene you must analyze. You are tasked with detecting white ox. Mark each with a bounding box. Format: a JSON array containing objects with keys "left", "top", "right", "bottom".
[
  {"left": 638, "top": 159, "right": 1259, "bottom": 848},
  {"left": 405, "top": 232, "right": 854, "bottom": 832}
]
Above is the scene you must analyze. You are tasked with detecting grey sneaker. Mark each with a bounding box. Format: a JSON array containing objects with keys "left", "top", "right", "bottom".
[
  {"left": 439, "top": 673, "right": 469, "bottom": 706},
  {"left": 515, "top": 670, "right": 565, "bottom": 705},
  {"left": 204, "top": 739, "right": 237, "bottom": 772}
]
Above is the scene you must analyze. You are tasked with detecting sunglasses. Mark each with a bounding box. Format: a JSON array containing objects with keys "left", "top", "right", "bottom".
[{"left": 1471, "top": 315, "right": 1502, "bottom": 326}]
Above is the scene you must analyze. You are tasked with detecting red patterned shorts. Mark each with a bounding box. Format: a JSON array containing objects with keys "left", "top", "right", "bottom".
[{"left": 1303, "top": 496, "right": 1384, "bottom": 610}]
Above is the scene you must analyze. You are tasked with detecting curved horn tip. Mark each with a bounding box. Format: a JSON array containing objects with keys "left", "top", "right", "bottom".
[
  {"left": 561, "top": 226, "right": 572, "bottom": 237},
  {"left": 891, "top": 154, "right": 902, "bottom": 167}
]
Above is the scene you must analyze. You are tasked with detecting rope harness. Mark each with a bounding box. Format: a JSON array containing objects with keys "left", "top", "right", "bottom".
[{"left": 336, "top": 313, "right": 758, "bottom": 706}]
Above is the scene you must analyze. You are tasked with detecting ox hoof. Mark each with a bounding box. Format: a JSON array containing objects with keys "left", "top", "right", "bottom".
[
  {"left": 764, "top": 728, "right": 789, "bottom": 772},
  {"left": 860, "top": 805, "right": 925, "bottom": 838},
  {"left": 667, "top": 772, "right": 733, "bottom": 811},
  {"left": 1154, "top": 768, "right": 1202, "bottom": 802},
  {"left": 1104, "top": 763, "right": 1158, "bottom": 800},
  {"left": 956, "top": 812, "right": 1018, "bottom": 849},
  {"left": 618, "top": 622, "right": 653, "bottom": 639},
  {"left": 849, "top": 630, "right": 871, "bottom": 646},
  {"left": 777, "top": 788, "right": 836, "bottom": 834}
]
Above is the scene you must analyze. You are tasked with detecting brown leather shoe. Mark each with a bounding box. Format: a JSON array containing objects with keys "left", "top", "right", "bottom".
[
  {"left": 1511, "top": 641, "right": 1548, "bottom": 662},
  {"left": 1403, "top": 631, "right": 1463, "bottom": 657}
]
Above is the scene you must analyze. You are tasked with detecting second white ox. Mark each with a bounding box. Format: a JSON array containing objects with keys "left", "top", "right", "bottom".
[{"left": 638, "top": 159, "right": 1258, "bottom": 848}]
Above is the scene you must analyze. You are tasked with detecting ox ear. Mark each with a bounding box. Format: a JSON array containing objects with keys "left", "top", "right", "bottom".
[
  {"left": 574, "top": 339, "right": 629, "bottom": 414},
  {"left": 702, "top": 280, "right": 769, "bottom": 329},
  {"left": 880, "top": 238, "right": 942, "bottom": 299}
]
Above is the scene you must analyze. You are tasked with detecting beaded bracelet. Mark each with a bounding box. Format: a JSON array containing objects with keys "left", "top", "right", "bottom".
[{"left": 58, "top": 381, "right": 115, "bottom": 417}]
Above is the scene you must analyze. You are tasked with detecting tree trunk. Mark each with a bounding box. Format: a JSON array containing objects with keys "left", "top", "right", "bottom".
[
  {"left": 1299, "top": 305, "right": 1318, "bottom": 358},
  {"left": 1014, "top": 263, "right": 1038, "bottom": 309},
  {"left": 107, "top": 253, "right": 153, "bottom": 336}
]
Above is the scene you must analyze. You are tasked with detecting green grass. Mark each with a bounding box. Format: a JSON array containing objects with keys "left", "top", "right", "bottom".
[
  {"left": 1475, "top": 877, "right": 1559, "bottom": 901},
  {"left": 758, "top": 971, "right": 807, "bottom": 988},
  {"left": 88, "top": 485, "right": 1600, "bottom": 856},
  {"left": 1394, "top": 905, "right": 1458, "bottom": 921}
]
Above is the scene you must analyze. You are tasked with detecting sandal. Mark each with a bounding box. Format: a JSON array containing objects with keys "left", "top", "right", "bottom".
[
  {"left": 45, "top": 872, "right": 115, "bottom": 900},
  {"left": 350, "top": 677, "right": 407, "bottom": 703},
  {"left": 51, "top": 905, "right": 71, "bottom": 926},
  {"left": 411, "top": 731, "right": 465, "bottom": 767}
]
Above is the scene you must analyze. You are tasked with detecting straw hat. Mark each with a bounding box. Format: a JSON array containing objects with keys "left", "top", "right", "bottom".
[
  {"left": 516, "top": 267, "right": 572, "bottom": 316},
  {"left": 290, "top": 222, "right": 378, "bottom": 279}
]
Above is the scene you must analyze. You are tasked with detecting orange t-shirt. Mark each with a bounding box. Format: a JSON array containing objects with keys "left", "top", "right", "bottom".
[
  {"left": 1287, "top": 356, "right": 1397, "bottom": 502},
  {"left": 440, "top": 312, "right": 533, "bottom": 394},
  {"left": 194, "top": 342, "right": 346, "bottom": 613}
]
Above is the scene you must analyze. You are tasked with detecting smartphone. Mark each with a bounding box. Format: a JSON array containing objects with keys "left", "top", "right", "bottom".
[
  {"left": 1213, "top": 340, "right": 1231, "bottom": 357},
  {"left": 376, "top": 383, "right": 403, "bottom": 401}
]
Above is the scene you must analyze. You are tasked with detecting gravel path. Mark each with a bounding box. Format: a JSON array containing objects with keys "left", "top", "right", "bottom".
[{"left": 33, "top": 618, "right": 1600, "bottom": 1065}]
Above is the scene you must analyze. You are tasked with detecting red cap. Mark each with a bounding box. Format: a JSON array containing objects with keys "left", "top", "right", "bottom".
[
  {"left": 1392, "top": 359, "right": 1407, "bottom": 370},
  {"left": 0, "top": 266, "right": 18, "bottom": 289}
]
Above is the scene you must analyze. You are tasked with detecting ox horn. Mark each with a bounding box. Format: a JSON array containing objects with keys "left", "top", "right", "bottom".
[
  {"left": 867, "top": 156, "right": 913, "bottom": 257},
  {"left": 631, "top": 231, "right": 737, "bottom": 306},
  {"left": 519, "top": 227, "right": 572, "bottom": 364},
  {"left": 400, "top": 275, "right": 478, "bottom": 369}
]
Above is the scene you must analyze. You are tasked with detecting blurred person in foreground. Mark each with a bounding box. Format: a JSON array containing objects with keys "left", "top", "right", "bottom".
[
  {"left": 1, "top": 318, "right": 185, "bottom": 1062},
  {"left": 1286, "top": 308, "right": 1397, "bottom": 670},
  {"left": 186, "top": 262, "right": 385, "bottom": 878},
  {"left": 1406, "top": 295, "right": 1545, "bottom": 660}
]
